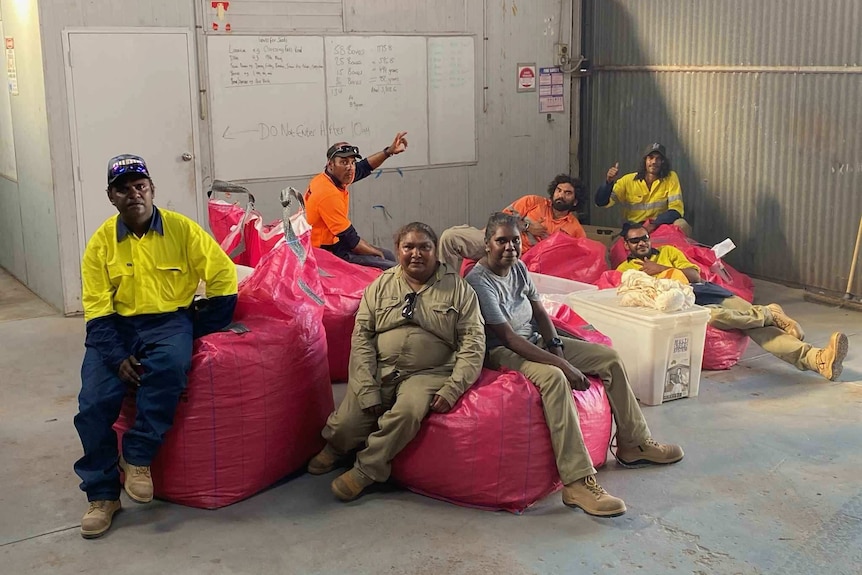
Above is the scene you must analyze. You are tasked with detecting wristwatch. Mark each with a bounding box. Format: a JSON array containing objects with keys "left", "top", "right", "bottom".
[
  {"left": 383, "top": 146, "right": 393, "bottom": 158},
  {"left": 547, "top": 337, "right": 564, "bottom": 350}
]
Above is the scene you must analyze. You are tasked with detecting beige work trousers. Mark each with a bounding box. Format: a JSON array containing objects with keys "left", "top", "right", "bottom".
[
  {"left": 707, "top": 296, "right": 811, "bottom": 370},
  {"left": 487, "top": 336, "right": 651, "bottom": 484},
  {"left": 322, "top": 372, "right": 446, "bottom": 482},
  {"left": 439, "top": 225, "right": 486, "bottom": 272}
]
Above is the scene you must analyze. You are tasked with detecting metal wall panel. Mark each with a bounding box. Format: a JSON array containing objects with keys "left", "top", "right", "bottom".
[
  {"left": 203, "top": 0, "right": 343, "bottom": 32},
  {"left": 585, "top": 0, "right": 862, "bottom": 294},
  {"left": 592, "top": 0, "right": 862, "bottom": 67},
  {"left": 344, "top": 0, "right": 469, "bottom": 33}
]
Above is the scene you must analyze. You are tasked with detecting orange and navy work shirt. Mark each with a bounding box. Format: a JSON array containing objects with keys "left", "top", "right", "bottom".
[
  {"left": 502, "top": 195, "right": 586, "bottom": 252},
  {"left": 304, "top": 160, "right": 373, "bottom": 249}
]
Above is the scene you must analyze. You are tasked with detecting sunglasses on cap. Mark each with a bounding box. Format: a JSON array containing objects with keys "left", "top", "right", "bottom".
[
  {"left": 327, "top": 144, "right": 361, "bottom": 160},
  {"left": 402, "top": 292, "right": 418, "bottom": 320},
  {"left": 625, "top": 235, "right": 650, "bottom": 244},
  {"left": 107, "top": 154, "right": 150, "bottom": 186}
]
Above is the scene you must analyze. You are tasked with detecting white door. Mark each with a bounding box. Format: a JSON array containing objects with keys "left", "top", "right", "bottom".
[{"left": 64, "top": 29, "right": 201, "bottom": 253}]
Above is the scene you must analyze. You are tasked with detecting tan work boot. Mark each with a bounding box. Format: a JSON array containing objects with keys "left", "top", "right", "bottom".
[
  {"left": 80, "top": 499, "right": 121, "bottom": 539},
  {"left": 562, "top": 475, "right": 626, "bottom": 517},
  {"left": 331, "top": 468, "right": 374, "bottom": 502},
  {"left": 119, "top": 457, "right": 153, "bottom": 503},
  {"left": 308, "top": 444, "right": 341, "bottom": 475},
  {"left": 766, "top": 303, "right": 805, "bottom": 341},
  {"left": 808, "top": 332, "right": 849, "bottom": 381},
  {"left": 616, "top": 438, "right": 684, "bottom": 467}
]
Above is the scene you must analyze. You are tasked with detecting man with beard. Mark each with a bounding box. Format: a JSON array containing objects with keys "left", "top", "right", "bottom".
[
  {"left": 304, "top": 133, "right": 408, "bottom": 270},
  {"left": 596, "top": 143, "right": 692, "bottom": 236},
  {"left": 439, "top": 174, "right": 587, "bottom": 271}
]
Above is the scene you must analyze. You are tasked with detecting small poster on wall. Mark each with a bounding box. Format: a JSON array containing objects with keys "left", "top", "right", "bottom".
[
  {"left": 5, "top": 37, "right": 18, "bottom": 96},
  {"left": 516, "top": 63, "right": 536, "bottom": 92},
  {"left": 538, "top": 66, "right": 563, "bottom": 113}
]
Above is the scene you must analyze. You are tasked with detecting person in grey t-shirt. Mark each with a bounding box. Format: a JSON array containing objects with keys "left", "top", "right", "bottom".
[
  {"left": 465, "top": 212, "right": 684, "bottom": 518},
  {"left": 465, "top": 257, "right": 538, "bottom": 349}
]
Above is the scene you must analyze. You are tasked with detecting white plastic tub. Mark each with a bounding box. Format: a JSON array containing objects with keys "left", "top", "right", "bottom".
[
  {"left": 529, "top": 272, "right": 597, "bottom": 296},
  {"left": 566, "top": 289, "right": 710, "bottom": 406}
]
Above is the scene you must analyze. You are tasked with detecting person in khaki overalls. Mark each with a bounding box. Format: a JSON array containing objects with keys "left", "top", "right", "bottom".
[
  {"left": 308, "top": 222, "right": 486, "bottom": 501},
  {"left": 465, "top": 213, "right": 684, "bottom": 518}
]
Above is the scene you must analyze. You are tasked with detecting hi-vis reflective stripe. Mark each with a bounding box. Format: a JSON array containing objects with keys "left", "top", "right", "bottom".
[{"left": 616, "top": 199, "right": 670, "bottom": 211}]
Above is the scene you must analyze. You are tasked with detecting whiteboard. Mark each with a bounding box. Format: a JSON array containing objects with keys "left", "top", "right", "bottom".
[
  {"left": 207, "top": 35, "right": 327, "bottom": 180},
  {"left": 324, "top": 36, "right": 428, "bottom": 168},
  {"left": 428, "top": 37, "right": 476, "bottom": 164},
  {"left": 0, "top": 21, "right": 17, "bottom": 181},
  {"left": 207, "top": 34, "right": 476, "bottom": 181}
]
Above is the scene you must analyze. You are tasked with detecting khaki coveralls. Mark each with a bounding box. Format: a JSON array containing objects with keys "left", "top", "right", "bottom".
[{"left": 322, "top": 263, "right": 486, "bottom": 482}]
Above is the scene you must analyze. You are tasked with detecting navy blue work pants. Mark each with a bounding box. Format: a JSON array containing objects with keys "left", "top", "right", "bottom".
[{"left": 73, "top": 332, "right": 192, "bottom": 501}]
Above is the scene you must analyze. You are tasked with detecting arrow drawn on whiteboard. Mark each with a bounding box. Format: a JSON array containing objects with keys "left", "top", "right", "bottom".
[{"left": 222, "top": 125, "right": 258, "bottom": 140}]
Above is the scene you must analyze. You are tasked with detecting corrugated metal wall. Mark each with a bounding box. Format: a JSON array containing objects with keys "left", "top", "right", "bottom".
[{"left": 583, "top": 0, "right": 862, "bottom": 295}]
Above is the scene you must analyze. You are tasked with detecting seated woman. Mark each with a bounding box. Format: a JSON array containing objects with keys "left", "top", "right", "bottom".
[
  {"left": 308, "top": 222, "right": 486, "bottom": 501},
  {"left": 465, "top": 213, "right": 684, "bottom": 517}
]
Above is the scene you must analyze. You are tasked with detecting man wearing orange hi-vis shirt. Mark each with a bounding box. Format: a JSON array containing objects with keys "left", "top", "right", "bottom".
[
  {"left": 439, "top": 174, "right": 587, "bottom": 272},
  {"left": 304, "top": 132, "right": 409, "bottom": 270}
]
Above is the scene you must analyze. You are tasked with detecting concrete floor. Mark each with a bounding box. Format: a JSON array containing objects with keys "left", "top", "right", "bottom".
[{"left": 1, "top": 267, "right": 860, "bottom": 575}]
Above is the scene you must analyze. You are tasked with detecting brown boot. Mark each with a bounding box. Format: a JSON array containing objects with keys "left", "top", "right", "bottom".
[
  {"left": 808, "top": 332, "right": 849, "bottom": 381},
  {"left": 616, "top": 438, "right": 684, "bottom": 467},
  {"left": 331, "top": 468, "right": 374, "bottom": 502},
  {"left": 80, "top": 500, "right": 121, "bottom": 539},
  {"left": 119, "top": 457, "right": 153, "bottom": 503},
  {"left": 766, "top": 303, "right": 805, "bottom": 341},
  {"left": 562, "top": 475, "right": 626, "bottom": 517},
  {"left": 308, "top": 444, "right": 341, "bottom": 475}
]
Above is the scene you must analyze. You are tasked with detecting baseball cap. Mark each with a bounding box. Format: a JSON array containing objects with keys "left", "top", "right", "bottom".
[
  {"left": 642, "top": 143, "right": 667, "bottom": 159},
  {"left": 107, "top": 154, "right": 150, "bottom": 186},
  {"left": 326, "top": 143, "right": 362, "bottom": 160}
]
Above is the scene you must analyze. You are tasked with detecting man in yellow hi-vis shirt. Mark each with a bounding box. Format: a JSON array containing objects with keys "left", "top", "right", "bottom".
[
  {"left": 74, "top": 155, "right": 237, "bottom": 539},
  {"left": 596, "top": 143, "right": 693, "bottom": 236},
  {"left": 617, "top": 223, "right": 848, "bottom": 382}
]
